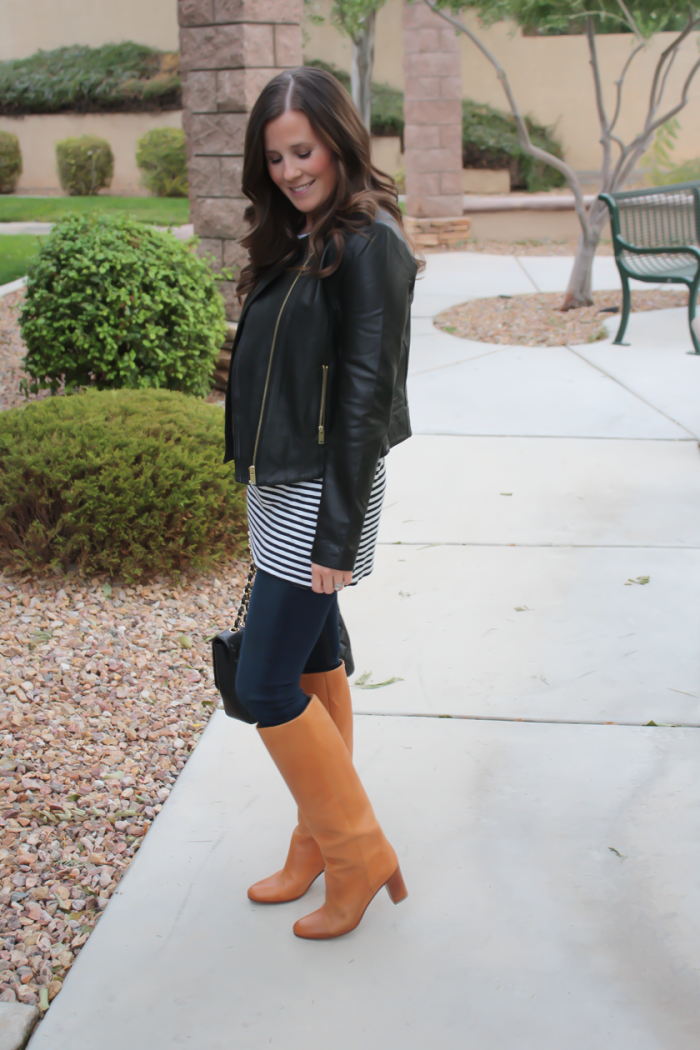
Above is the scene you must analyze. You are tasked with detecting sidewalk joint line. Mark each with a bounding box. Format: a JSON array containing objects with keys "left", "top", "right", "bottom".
[
  {"left": 354, "top": 711, "right": 700, "bottom": 729},
  {"left": 377, "top": 541, "right": 700, "bottom": 549},
  {"left": 565, "top": 344, "right": 698, "bottom": 440},
  {"left": 411, "top": 431, "right": 697, "bottom": 441},
  {"left": 410, "top": 345, "right": 507, "bottom": 376},
  {"left": 514, "top": 255, "right": 542, "bottom": 292}
]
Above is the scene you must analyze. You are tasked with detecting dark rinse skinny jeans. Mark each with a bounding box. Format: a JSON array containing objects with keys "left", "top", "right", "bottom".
[{"left": 235, "top": 568, "right": 341, "bottom": 728}]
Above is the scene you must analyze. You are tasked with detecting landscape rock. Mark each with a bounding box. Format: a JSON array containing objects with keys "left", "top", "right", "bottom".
[{"left": 0, "top": 1001, "right": 39, "bottom": 1050}]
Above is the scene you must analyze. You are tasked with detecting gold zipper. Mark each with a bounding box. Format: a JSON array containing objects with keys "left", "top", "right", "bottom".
[
  {"left": 318, "top": 365, "right": 329, "bottom": 445},
  {"left": 249, "top": 268, "right": 304, "bottom": 484}
]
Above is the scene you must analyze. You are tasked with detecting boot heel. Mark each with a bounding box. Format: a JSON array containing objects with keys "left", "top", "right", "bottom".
[{"left": 385, "top": 865, "right": 408, "bottom": 905}]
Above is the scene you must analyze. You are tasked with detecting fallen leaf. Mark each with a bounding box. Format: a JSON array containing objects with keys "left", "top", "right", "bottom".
[{"left": 357, "top": 676, "right": 404, "bottom": 690}]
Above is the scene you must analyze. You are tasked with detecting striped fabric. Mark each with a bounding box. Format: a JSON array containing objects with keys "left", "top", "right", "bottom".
[{"left": 247, "top": 459, "right": 386, "bottom": 588}]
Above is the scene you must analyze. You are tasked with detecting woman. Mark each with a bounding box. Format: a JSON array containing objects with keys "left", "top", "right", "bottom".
[{"left": 224, "top": 65, "right": 418, "bottom": 940}]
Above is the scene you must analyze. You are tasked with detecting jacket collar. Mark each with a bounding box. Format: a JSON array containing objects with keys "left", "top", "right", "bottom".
[{"left": 239, "top": 241, "right": 310, "bottom": 322}]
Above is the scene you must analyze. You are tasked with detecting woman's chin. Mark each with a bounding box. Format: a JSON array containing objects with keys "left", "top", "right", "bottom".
[{"left": 287, "top": 191, "right": 322, "bottom": 214}]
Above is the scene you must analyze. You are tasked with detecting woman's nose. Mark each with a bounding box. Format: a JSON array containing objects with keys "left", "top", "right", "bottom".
[{"left": 283, "top": 157, "right": 302, "bottom": 182}]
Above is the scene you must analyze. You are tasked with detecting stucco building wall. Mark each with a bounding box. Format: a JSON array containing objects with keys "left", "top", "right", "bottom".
[
  {"left": 0, "top": 0, "right": 180, "bottom": 59},
  {"left": 304, "top": 0, "right": 700, "bottom": 175}
]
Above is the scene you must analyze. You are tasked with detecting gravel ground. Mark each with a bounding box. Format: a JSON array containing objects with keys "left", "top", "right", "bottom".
[
  {"left": 0, "top": 569, "right": 246, "bottom": 1009},
  {"left": 0, "top": 288, "right": 246, "bottom": 1010},
  {"left": 434, "top": 288, "right": 690, "bottom": 347},
  {"left": 0, "top": 290, "right": 47, "bottom": 412}
]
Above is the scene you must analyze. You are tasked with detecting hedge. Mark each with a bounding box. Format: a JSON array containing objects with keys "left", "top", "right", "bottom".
[
  {"left": 0, "top": 42, "right": 181, "bottom": 116},
  {"left": 462, "top": 100, "right": 565, "bottom": 192},
  {"left": 0, "top": 389, "right": 247, "bottom": 582}
]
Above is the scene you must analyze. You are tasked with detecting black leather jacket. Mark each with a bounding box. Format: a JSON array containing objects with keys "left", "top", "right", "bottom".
[{"left": 224, "top": 214, "right": 417, "bottom": 571}]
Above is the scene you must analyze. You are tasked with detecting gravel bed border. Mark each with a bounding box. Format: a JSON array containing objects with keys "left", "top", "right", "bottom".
[
  {"left": 0, "top": 566, "right": 246, "bottom": 1012},
  {"left": 434, "top": 288, "right": 690, "bottom": 347}
]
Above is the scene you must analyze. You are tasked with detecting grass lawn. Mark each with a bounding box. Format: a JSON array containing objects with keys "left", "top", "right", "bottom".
[
  {"left": 0, "top": 196, "right": 190, "bottom": 226},
  {"left": 0, "top": 235, "right": 46, "bottom": 285}
]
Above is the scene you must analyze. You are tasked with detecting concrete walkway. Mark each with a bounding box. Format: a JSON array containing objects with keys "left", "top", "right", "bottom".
[{"left": 29, "top": 254, "right": 700, "bottom": 1049}]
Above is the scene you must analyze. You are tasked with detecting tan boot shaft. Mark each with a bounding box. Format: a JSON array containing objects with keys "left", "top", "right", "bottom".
[
  {"left": 258, "top": 696, "right": 406, "bottom": 939},
  {"left": 247, "top": 663, "right": 352, "bottom": 904}
]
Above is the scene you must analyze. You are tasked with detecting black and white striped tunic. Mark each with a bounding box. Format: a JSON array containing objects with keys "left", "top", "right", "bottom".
[{"left": 247, "top": 458, "right": 386, "bottom": 588}]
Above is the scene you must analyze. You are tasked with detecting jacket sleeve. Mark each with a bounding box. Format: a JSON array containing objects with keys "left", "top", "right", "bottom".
[{"left": 311, "top": 223, "right": 414, "bottom": 570}]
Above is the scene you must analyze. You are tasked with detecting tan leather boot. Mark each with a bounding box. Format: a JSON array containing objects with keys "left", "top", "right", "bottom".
[
  {"left": 247, "top": 663, "right": 353, "bottom": 903},
  {"left": 258, "top": 695, "right": 407, "bottom": 940}
]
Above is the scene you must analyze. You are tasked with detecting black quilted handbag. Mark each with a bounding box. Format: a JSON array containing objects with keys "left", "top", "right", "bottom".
[
  {"left": 212, "top": 564, "right": 355, "bottom": 721},
  {"left": 211, "top": 563, "right": 257, "bottom": 723}
]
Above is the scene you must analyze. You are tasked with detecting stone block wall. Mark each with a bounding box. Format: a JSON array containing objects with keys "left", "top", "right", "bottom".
[
  {"left": 402, "top": 0, "right": 463, "bottom": 218},
  {"left": 178, "top": 0, "right": 303, "bottom": 318}
]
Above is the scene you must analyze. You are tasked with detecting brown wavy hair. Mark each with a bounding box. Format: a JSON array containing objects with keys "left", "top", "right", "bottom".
[{"left": 236, "top": 66, "right": 414, "bottom": 300}]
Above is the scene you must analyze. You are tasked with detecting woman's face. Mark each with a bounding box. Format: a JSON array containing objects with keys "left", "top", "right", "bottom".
[{"left": 264, "top": 109, "right": 337, "bottom": 229}]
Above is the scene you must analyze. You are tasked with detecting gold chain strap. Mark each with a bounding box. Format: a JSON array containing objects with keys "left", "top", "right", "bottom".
[{"left": 232, "top": 562, "right": 257, "bottom": 632}]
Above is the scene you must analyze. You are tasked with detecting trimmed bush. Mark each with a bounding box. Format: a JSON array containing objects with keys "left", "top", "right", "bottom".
[
  {"left": 20, "top": 213, "right": 227, "bottom": 397},
  {"left": 0, "top": 131, "right": 22, "bottom": 193},
  {"left": 0, "top": 389, "right": 246, "bottom": 581},
  {"left": 0, "top": 43, "right": 181, "bottom": 116},
  {"left": 462, "top": 100, "right": 565, "bottom": 192},
  {"left": 136, "top": 127, "right": 188, "bottom": 198},
  {"left": 56, "top": 135, "right": 114, "bottom": 196}
]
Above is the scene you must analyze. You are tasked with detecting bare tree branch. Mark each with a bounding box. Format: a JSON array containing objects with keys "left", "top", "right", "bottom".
[
  {"left": 615, "top": 0, "right": 643, "bottom": 42},
  {"left": 655, "top": 44, "right": 680, "bottom": 114},
  {"left": 609, "top": 40, "right": 645, "bottom": 133},
  {"left": 585, "top": 16, "right": 613, "bottom": 187},
  {"left": 612, "top": 54, "right": 700, "bottom": 187},
  {"left": 421, "top": 0, "right": 591, "bottom": 235},
  {"left": 647, "top": 11, "right": 700, "bottom": 124}
]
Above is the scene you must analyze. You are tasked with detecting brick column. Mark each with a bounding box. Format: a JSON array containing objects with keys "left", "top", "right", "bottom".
[
  {"left": 402, "top": 0, "right": 463, "bottom": 218},
  {"left": 178, "top": 0, "right": 303, "bottom": 319}
]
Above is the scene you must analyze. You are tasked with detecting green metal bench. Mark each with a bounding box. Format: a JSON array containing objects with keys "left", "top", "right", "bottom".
[{"left": 599, "top": 181, "right": 700, "bottom": 354}]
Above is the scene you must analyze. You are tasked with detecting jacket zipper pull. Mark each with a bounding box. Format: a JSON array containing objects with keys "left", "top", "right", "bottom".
[
  {"left": 249, "top": 465, "right": 256, "bottom": 484},
  {"left": 318, "top": 364, "right": 328, "bottom": 446}
]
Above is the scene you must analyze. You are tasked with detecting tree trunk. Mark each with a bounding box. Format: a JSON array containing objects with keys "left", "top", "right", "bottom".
[
  {"left": 561, "top": 199, "right": 611, "bottom": 310},
  {"left": 351, "top": 8, "right": 376, "bottom": 131}
]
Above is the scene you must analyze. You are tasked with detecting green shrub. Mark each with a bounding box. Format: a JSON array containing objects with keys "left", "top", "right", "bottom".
[
  {"left": 136, "top": 127, "right": 188, "bottom": 197},
  {"left": 56, "top": 135, "right": 114, "bottom": 195},
  {"left": 0, "top": 131, "right": 22, "bottom": 193},
  {"left": 0, "top": 43, "right": 181, "bottom": 116},
  {"left": 462, "top": 100, "right": 566, "bottom": 192},
  {"left": 0, "top": 389, "right": 246, "bottom": 581},
  {"left": 368, "top": 81, "right": 404, "bottom": 140},
  {"left": 20, "top": 213, "right": 227, "bottom": 397}
]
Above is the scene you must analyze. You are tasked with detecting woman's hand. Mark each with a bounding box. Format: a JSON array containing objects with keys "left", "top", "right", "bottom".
[{"left": 311, "top": 563, "right": 353, "bottom": 595}]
